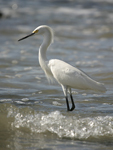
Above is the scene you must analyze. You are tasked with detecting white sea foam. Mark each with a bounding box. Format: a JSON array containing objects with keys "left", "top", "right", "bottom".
[
  {"left": 8, "top": 108, "right": 113, "bottom": 141},
  {"left": 21, "top": 98, "right": 29, "bottom": 102},
  {"left": 56, "top": 7, "right": 100, "bottom": 16},
  {"left": 0, "top": 99, "right": 12, "bottom": 102}
]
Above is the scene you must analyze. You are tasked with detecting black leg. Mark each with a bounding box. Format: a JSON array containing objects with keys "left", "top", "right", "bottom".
[
  {"left": 65, "top": 96, "right": 70, "bottom": 111},
  {"left": 70, "top": 94, "right": 75, "bottom": 111}
]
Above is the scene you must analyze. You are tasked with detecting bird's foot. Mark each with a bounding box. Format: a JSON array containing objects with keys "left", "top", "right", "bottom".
[
  {"left": 67, "top": 105, "right": 75, "bottom": 111},
  {"left": 70, "top": 105, "right": 75, "bottom": 111}
]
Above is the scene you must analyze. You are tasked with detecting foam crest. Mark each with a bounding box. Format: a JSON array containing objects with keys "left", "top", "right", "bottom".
[{"left": 8, "top": 107, "right": 113, "bottom": 141}]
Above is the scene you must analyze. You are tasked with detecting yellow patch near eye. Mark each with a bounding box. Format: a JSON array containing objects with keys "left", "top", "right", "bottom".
[{"left": 33, "top": 29, "right": 39, "bottom": 34}]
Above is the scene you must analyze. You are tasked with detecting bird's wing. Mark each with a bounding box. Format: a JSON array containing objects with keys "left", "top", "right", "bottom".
[
  {"left": 48, "top": 59, "right": 88, "bottom": 87},
  {"left": 48, "top": 59, "right": 106, "bottom": 92}
]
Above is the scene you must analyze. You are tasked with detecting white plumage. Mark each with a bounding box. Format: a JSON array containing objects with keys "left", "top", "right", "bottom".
[
  {"left": 18, "top": 25, "right": 106, "bottom": 111},
  {"left": 49, "top": 59, "right": 105, "bottom": 91}
]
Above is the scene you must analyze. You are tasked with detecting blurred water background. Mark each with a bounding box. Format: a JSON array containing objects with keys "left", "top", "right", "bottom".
[{"left": 0, "top": 0, "right": 113, "bottom": 150}]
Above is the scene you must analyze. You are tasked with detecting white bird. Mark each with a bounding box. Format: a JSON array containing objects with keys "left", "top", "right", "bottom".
[{"left": 18, "top": 25, "right": 106, "bottom": 111}]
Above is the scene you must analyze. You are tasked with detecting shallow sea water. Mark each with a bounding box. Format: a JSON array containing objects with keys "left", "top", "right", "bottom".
[{"left": 0, "top": 0, "right": 113, "bottom": 150}]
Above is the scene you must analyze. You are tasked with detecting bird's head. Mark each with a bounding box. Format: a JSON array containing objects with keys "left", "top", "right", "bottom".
[
  {"left": 18, "top": 27, "right": 39, "bottom": 41},
  {"left": 18, "top": 25, "right": 53, "bottom": 42}
]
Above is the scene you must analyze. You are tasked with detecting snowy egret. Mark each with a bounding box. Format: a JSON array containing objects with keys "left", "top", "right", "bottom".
[{"left": 18, "top": 25, "right": 106, "bottom": 111}]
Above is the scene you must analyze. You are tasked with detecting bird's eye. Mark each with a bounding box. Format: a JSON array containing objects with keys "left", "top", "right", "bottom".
[{"left": 33, "top": 29, "right": 39, "bottom": 34}]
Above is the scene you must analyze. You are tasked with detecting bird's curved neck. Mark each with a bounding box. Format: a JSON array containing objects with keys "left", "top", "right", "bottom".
[{"left": 39, "top": 29, "right": 53, "bottom": 70}]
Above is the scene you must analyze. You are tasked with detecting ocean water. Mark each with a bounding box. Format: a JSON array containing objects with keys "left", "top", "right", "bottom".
[{"left": 0, "top": 0, "right": 113, "bottom": 149}]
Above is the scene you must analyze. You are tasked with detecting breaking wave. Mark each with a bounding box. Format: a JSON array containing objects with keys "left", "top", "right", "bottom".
[{"left": 5, "top": 104, "right": 113, "bottom": 143}]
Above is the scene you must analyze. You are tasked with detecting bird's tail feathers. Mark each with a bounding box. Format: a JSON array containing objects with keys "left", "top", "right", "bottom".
[{"left": 91, "top": 81, "right": 106, "bottom": 93}]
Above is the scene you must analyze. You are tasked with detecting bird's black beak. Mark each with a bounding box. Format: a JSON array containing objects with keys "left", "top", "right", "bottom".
[{"left": 18, "top": 32, "right": 35, "bottom": 41}]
